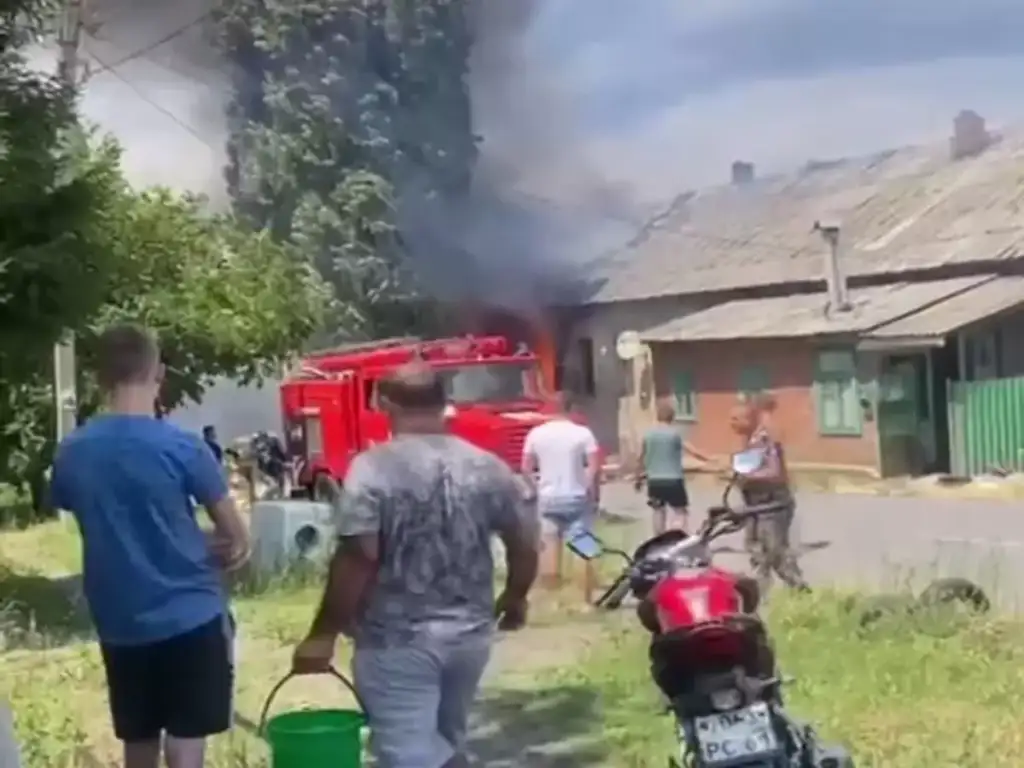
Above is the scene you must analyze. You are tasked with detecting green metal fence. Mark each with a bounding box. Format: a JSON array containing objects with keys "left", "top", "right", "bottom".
[{"left": 948, "top": 376, "right": 1024, "bottom": 476}]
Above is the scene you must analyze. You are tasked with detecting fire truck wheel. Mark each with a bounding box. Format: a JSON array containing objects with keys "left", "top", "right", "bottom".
[{"left": 312, "top": 473, "right": 342, "bottom": 505}]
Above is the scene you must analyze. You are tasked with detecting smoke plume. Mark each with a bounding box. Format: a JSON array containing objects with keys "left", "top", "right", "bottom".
[
  {"left": 32, "top": 0, "right": 1024, "bottom": 309},
  {"left": 29, "top": 0, "right": 640, "bottom": 312}
]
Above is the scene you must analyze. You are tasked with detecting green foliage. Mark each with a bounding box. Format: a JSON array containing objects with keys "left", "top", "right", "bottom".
[
  {"left": 0, "top": 67, "right": 121, "bottom": 389},
  {"left": 0, "top": 175, "right": 332, "bottom": 512},
  {"left": 220, "top": 0, "right": 476, "bottom": 339},
  {"left": 0, "top": 175, "right": 332, "bottom": 504},
  {"left": 0, "top": 0, "right": 332, "bottom": 523},
  {"left": 78, "top": 186, "right": 331, "bottom": 411},
  {"left": 0, "top": 14, "right": 126, "bottom": 512}
]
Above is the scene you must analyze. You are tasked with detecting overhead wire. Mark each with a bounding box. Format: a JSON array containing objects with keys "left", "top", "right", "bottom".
[
  {"left": 84, "top": 11, "right": 213, "bottom": 78},
  {"left": 82, "top": 41, "right": 216, "bottom": 148}
]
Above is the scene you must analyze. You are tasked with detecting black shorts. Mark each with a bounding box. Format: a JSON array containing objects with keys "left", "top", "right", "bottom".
[
  {"left": 100, "top": 614, "right": 234, "bottom": 742},
  {"left": 647, "top": 479, "right": 689, "bottom": 510}
]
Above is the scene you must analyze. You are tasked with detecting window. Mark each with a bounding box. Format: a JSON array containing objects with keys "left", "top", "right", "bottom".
[
  {"left": 304, "top": 416, "right": 323, "bottom": 458},
  {"left": 438, "top": 363, "right": 538, "bottom": 404},
  {"left": 577, "top": 338, "right": 596, "bottom": 396},
  {"left": 365, "top": 379, "right": 379, "bottom": 410},
  {"left": 814, "top": 349, "right": 862, "bottom": 436},
  {"left": 671, "top": 370, "right": 697, "bottom": 421},
  {"left": 738, "top": 365, "right": 770, "bottom": 399}
]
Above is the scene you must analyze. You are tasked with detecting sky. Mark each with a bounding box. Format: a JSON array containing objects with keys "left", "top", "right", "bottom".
[
  {"left": 513, "top": 0, "right": 1024, "bottom": 205},
  {"left": 26, "top": 0, "right": 1024, "bottom": 211}
]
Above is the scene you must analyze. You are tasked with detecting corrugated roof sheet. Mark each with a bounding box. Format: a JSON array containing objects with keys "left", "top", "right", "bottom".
[
  {"left": 865, "top": 275, "right": 1024, "bottom": 339},
  {"left": 590, "top": 130, "right": 1024, "bottom": 304},
  {"left": 639, "top": 276, "right": 992, "bottom": 343}
]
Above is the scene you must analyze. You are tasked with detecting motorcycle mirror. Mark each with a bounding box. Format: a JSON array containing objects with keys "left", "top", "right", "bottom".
[
  {"left": 565, "top": 530, "right": 605, "bottom": 561},
  {"left": 731, "top": 447, "right": 766, "bottom": 476}
]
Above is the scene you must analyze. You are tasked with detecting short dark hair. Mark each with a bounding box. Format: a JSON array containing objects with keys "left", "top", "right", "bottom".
[
  {"left": 656, "top": 399, "right": 675, "bottom": 423},
  {"left": 554, "top": 390, "right": 577, "bottom": 413},
  {"left": 379, "top": 361, "right": 445, "bottom": 411},
  {"left": 95, "top": 324, "right": 159, "bottom": 391}
]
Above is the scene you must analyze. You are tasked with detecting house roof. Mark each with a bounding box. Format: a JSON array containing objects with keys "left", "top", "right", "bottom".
[
  {"left": 863, "top": 275, "right": 1024, "bottom": 341},
  {"left": 588, "top": 129, "right": 1024, "bottom": 305},
  {"left": 639, "top": 276, "right": 993, "bottom": 343}
]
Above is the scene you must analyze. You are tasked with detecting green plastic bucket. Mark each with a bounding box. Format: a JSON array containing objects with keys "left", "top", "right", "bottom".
[{"left": 259, "top": 667, "right": 366, "bottom": 768}]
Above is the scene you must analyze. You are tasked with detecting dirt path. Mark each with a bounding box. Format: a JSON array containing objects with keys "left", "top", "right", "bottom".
[{"left": 469, "top": 619, "right": 614, "bottom": 767}]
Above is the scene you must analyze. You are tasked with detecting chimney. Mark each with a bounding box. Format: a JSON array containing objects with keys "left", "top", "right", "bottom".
[
  {"left": 731, "top": 160, "right": 755, "bottom": 185},
  {"left": 950, "top": 110, "right": 990, "bottom": 160},
  {"left": 813, "top": 221, "right": 850, "bottom": 312}
]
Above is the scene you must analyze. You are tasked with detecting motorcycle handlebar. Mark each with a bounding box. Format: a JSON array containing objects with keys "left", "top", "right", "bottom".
[
  {"left": 656, "top": 496, "right": 789, "bottom": 562},
  {"left": 702, "top": 501, "right": 789, "bottom": 538},
  {"left": 592, "top": 479, "right": 789, "bottom": 609}
]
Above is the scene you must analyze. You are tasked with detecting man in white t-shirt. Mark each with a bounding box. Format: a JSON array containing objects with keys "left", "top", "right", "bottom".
[{"left": 522, "top": 392, "right": 600, "bottom": 601}]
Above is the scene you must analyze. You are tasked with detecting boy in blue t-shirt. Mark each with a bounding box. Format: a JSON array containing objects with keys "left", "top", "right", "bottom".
[{"left": 50, "top": 324, "right": 250, "bottom": 768}]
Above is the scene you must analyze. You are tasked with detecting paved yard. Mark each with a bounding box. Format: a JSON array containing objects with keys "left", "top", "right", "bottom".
[{"left": 600, "top": 481, "right": 1024, "bottom": 605}]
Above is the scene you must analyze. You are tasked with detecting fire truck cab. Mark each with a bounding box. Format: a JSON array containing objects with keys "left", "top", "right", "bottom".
[{"left": 281, "top": 335, "right": 575, "bottom": 497}]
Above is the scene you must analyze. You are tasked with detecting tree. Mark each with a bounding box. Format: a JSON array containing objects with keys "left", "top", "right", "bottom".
[
  {"left": 78, "top": 185, "right": 331, "bottom": 411},
  {"left": 0, "top": 1, "right": 332, "bottom": 518},
  {"left": 1, "top": 147, "right": 332, "bottom": 514},
  {"left": 219, "top": 0, "right": 477, "bottom": 340},
  {"left": 0, "top": 24, "right": 124, "bottom": 390},
  {"left": 1, "top": 1, "right": 128, "bottom": 515}
]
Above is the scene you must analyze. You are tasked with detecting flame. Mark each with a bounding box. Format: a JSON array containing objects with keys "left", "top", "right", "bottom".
[{"left": 532, "top": 320, "right": 557, "bottom": 394}]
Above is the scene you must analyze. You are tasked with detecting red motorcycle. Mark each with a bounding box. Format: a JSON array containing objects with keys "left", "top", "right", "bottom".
[{"left": 567, "top": 449, "right": 853, "bottom": 768}]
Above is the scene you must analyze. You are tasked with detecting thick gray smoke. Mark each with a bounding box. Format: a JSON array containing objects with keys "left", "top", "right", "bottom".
[
  {"left": 392, "top": 0, "right": 643, "bottom": 312},
  {"left": 34, "top": 0, "right": 643, "bottom": 311}
]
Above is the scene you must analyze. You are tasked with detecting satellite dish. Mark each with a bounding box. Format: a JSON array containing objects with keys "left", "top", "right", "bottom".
[{"left": 615, "top": 330, "right": 643, "bottom": 361}]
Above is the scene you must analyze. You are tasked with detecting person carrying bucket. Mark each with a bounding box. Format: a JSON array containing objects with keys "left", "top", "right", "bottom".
[{"left": 290, "top": 361, "right": 539, "bottom": 768}]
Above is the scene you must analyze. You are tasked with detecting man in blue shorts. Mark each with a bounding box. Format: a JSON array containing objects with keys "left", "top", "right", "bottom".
[
  {"left": 522, "top": 392, "right": 601, "bottom": 602},
  {"left": 50, "top": 324, "right": 250, "bottom": 768}
]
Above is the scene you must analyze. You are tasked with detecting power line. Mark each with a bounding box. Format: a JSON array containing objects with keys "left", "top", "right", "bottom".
[
  {"left": 84, "top": 11, "right": 213, "bottom": 78},
  {"left": 83, "top": 41, "right": 216, "bottom": 148},
  {"left": 87, "top": 35, "right": 220, "bottom": 92}
]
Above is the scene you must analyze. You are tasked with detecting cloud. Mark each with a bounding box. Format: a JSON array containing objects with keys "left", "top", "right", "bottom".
[
  {"left": 585, "top": 55, "right": 1024, "bottom": 202},
  {"left": 508, "top": 0, "right": 1024, "bottom": 202}
]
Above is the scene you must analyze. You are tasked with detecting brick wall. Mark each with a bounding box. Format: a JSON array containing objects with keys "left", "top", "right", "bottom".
[{"left": 651, "top": 339, "right": 880, "bottom": 472}]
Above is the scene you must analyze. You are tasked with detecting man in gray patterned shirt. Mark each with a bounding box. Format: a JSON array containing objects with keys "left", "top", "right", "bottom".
[{"left": 292, "top": 361, "right": 540, "bottom": 768}]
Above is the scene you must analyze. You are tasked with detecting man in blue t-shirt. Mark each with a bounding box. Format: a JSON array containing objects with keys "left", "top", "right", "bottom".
[{"left": 50, "top": 324, "right": 251, "bottom": 768}]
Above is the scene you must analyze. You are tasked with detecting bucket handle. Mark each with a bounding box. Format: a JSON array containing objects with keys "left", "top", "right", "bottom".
[{"left": 258, "top": 666, "right": 365, "bottom": 735}]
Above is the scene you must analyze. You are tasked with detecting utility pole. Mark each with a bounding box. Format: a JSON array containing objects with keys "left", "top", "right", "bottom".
[{"left": 53, "top": 0, "right": 84, "bottom": 447}]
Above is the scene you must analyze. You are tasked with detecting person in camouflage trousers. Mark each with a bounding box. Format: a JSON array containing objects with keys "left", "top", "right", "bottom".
[{"left": 730, "top": 395, "right": 809, "bottom": 595}]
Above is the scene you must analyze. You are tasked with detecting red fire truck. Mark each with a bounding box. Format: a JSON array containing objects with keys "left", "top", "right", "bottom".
[{"left": 280, "top": 334, "right": 583, "bottom": 498}]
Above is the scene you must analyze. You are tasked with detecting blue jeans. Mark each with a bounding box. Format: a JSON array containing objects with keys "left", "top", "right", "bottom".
[
  {"left": 352, "top": 633, "right": 491, "bottom": 768},
  {"left": 537, "top": 496, "right": 594, "bottom": 539}
]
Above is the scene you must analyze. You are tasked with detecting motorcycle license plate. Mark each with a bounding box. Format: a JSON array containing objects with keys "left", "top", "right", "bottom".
[{"left": 691, "top": 702, "right": 779, "bottom": 765}]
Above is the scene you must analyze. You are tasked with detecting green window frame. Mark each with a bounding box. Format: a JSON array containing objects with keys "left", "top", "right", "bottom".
[
  {"left": 814, "top": 348, "right": 862, "bottom": 436},
  {"left": 738, "top": 365, "right": 770, "bottom": 399},
  {"left": 671, "top": 371, "right": 697, "bottom": 422}
]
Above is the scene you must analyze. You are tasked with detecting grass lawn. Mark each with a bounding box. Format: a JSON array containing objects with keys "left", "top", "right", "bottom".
[
  {"left": 575, "top": 590, "right": 1024, "bottom": 767},
  {"left": 3, "top": 518, "right": 1024, "bottom": 766}
]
